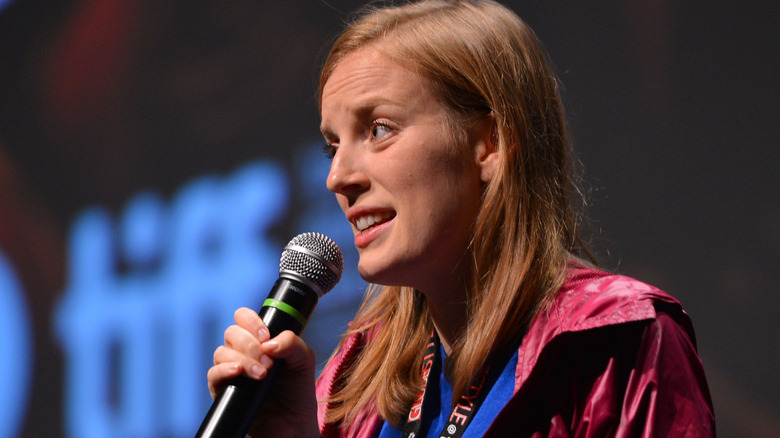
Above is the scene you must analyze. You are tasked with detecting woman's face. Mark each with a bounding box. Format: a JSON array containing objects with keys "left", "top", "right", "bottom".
[{"left": 320, "top": 46, "right": 495, "bottom": 295}]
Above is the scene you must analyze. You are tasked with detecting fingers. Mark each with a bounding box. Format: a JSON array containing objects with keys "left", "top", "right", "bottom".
[
  {"left": 219, "top": 307, "right": 273, "bottom": 372},
  {"left": 208, "top": 309, "right": 317, "bottom": 401},
  {"left": 214, "top": 343, "right": 273, "bottom": 375},
  {"left": 261, "top": 330, "right": 316, "bottom": 373},
  {"left": 230, "top": 307, "right": 314, "bottom": 370},
  {"left": 209, "top": 342, "right": 275, "bottom": 399},
  {"left": 233, "top": 307, "right": 270, "bottom": 342},
  {"left": 207, "top": 308, "right": 276, "bottom": 399},
  {"left": 206, "top": 362, "right": 241, "bottom": 399},
  {"left": 223, "top": 324, "right": 264, "bottom": 362}
]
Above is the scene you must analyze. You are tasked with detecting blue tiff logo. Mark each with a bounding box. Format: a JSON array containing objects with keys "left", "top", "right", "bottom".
[
  {"left": 54, "top": 149, "right": 363, "bottom": 437},
  {"left": 54, "top": 161, "right": 290, "bottom": 437}
]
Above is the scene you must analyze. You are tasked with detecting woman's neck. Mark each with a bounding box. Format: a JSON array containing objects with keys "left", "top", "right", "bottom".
[
  {"left": 416, "top": 253, "right": 473, "bottom": 355},
  {"left": 425, "top": 288, "right": 468, "bottom": 356}
]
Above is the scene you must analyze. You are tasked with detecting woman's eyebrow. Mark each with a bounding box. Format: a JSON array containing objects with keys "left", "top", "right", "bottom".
[{"left": 320, "top": 97, "right": 404, "bottom": 134}]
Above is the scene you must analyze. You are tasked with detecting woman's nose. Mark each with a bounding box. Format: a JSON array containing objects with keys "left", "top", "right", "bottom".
[{"left": 326, "top": 144, "right": 369, "bottom": 200}]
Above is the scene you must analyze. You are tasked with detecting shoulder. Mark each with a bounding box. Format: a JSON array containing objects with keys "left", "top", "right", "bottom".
[
  {"left": 515, "top": 265, "right": 698, "bottom": 385},
  {"left": 491, "top": 267, "right": 715, "bottom": 436},
  {"left": 548, "top": 266, "right": 689, "bottom": 335}
]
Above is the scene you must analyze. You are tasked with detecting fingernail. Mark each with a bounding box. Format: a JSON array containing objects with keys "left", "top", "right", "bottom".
[
  {"left": 257, "top": 328, "right": 268, "bottom": 340},
  {"left": 227, "top": 363, "right": 241, "bottom": 373},
  {"left": 250, "top": 365, "right": 264, "bottom": 379},
  {"left": 260, "top": 355, "right": 273, "bottom": 369},
  {"left": 263, "top": 340, "right": 279, "bottom": 352}
]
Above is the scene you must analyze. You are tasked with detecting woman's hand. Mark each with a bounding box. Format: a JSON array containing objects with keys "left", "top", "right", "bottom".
[{"left": 207, "top": 307, "right": 320, "bottom": 438}]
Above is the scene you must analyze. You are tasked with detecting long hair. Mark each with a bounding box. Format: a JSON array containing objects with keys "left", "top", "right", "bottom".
[{"left": 318, "top": 0, "right": 584, "bottom": 428}]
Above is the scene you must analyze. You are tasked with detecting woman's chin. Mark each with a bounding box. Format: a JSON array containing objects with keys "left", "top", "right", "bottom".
[
  {"left": 357, "top": 259, "right": 420, "bottom": 290},
  {"left": 356, "top": 264, "right": 386, "bottom": 286}
]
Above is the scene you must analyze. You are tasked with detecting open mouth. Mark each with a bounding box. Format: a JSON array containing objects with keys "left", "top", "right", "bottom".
[{"left": 354, "top": 211, "right": 395, "bottom": 232}]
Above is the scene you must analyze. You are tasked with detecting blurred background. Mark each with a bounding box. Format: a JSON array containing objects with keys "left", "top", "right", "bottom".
[{"left": 0, "top": 0, "right": 777, "bottom": 436}]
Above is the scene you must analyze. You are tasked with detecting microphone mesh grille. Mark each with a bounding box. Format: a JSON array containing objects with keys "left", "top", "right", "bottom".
[{"left": 279, "top": 232, "right": 343, "bottom": 296}]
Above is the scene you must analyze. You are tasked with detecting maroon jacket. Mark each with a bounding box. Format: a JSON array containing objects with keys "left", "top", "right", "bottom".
[{"left": 316, "top": 267, "right": 715, "bottom": 437}]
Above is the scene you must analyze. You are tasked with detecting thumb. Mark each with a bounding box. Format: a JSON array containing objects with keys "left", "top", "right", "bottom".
[{"left": 261, "top": 330, "right": 316, "bottom": 372}]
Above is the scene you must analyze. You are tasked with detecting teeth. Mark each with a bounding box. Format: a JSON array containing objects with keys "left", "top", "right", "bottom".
[{"left": 355, "top": 214, "right": 387, "bottom": 231}]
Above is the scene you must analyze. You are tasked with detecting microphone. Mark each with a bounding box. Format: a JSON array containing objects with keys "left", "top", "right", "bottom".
[{"left": 195, "top": 232, "right": 343, "bottom": 438}]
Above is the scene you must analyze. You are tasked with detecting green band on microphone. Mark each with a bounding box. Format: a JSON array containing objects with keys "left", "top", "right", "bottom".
[{"left": 263, "top": 298, "right": 307, "bottom": 326}]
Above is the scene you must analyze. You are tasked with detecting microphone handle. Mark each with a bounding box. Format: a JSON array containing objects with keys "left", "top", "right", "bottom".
[{"left": 195, "top": 277, "right": 319, "bottom": 438}]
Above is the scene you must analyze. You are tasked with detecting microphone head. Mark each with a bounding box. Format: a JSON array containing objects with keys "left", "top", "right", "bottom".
[{"left": 279, "top": 232, "right": 343, "bottom": 297}]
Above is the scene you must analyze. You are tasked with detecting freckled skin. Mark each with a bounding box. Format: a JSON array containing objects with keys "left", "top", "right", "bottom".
[{"left": 321, "top": 46, "right": 493, "bottom": 339}]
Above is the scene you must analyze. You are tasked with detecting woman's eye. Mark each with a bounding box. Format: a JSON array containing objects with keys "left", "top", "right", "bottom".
[
  {"left": 370, "top": 122, "right": 392, "bottom": 141},
  {"left": 321, "top": 143, "right": 337, "bottom": 159}
]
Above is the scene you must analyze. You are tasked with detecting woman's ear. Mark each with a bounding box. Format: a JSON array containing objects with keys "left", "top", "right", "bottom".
[{"left": 474, "top": 116, "right": 499, "bottom": 183}]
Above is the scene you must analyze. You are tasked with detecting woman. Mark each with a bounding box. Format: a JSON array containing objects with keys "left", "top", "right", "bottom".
[{"left": 207, "top": 1, "right": 715, "bottom": 436}]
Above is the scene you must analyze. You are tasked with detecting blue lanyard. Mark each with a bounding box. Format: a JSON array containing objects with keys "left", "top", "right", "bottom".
[{"left": 401, "top": 332, "right": 490, "bottom": 438}]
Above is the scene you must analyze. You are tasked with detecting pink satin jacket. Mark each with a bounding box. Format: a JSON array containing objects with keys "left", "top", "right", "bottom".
[{"left": 316, "top": 267, "right": 715, "bottom": 437}]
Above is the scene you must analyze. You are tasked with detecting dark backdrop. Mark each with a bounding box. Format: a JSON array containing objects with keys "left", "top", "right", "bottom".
[{"left": 0, "top": 1, "right": 777, "bottom": 436}]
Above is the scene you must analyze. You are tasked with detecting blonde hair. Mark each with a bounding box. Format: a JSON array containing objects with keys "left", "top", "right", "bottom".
[{"left": 319, "top": 0, "right": 584, "bottom": 428}]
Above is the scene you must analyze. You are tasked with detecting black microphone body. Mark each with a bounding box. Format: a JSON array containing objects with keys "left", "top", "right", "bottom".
[{"left": 195, "top": 233, "right": 343, "bottom": 438}]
